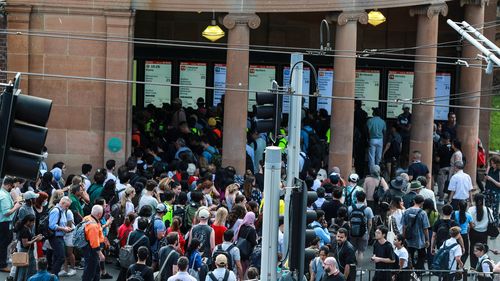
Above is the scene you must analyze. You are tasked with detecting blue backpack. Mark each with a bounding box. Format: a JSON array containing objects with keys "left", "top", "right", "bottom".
[
  {"left": 72, "top": 221, "right": 93, "bottom": 248},
  {"left": 431, "top": 242, "right": 458, "bottom": 274}
]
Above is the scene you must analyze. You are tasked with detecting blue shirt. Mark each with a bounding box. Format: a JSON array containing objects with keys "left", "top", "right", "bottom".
[
  {"left": 28, "top": 270, "right": 59, "bottom": 281},
  {"left": 300, "top": 126, "right": 314, "bottom": 152},
  {"left": 48, "top": 206, "right": 68, "bottom": 237},
  {"left": 201, "top": 146, "right": 219, "bottom": 163},
  {"left": 309, "top": 221, "right": 330, "bottom": 246},
  {"left": 367, "top": 116, "right": 386, "bottom": 139},
  {"left": 454, "top": 211, "right": 473, "bottom": 234}
]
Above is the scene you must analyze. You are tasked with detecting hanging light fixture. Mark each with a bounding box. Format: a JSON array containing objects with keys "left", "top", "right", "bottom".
[
  {"left": 202, "top": 11, "right": 225, "bottom": 42},
  {"left": 368, "top": 10, "right": 386, "bottom": 26}
]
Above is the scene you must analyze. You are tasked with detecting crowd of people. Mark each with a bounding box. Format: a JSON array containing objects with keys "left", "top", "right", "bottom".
[{"left": 0, "top": 98, "right": 499, "bottom": 281}]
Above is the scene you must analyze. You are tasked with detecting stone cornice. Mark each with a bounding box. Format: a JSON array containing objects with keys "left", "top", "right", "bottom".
[
  {"left": 460, "top": 0, "right": 489, "bottom": 6},
  {"left": 326, "top": 11, "right": 368, "bottom": 26},
  {"left": 409, "top": 3, "right": 448, "bottom": 18},
  {"left": 222, "top": 13, "right": 261, "bottom": 30}
]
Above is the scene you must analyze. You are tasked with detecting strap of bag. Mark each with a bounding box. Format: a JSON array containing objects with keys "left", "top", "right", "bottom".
[
  {"left": 190, "top": 252, "right": 199, "bottom": 270},
  {"left": 129, "top": 234, "right": 147, "bottom": 247},
  {"left": 487, "top": 208, "right": 494, "bottom": 223},
  {"left": 222, "top": 269, "right": 230, "bottom": 281},
  {"left": 157, "top": 248, "right": 176, "bottom": 279},
  {"left": 388, "top": 216, "right": 393, "bottom": 232},
  {"left": 410, "top": 209, "right": 423, "bottom": 228},
  {"left": 209, "top": 272, "right": 217, "bottom": 281}
]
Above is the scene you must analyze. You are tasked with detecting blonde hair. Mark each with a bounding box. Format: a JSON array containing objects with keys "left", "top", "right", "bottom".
[
  {"left": 226, "top": 184, "right": 239, "bottom": 195},
  {"left": 120, "top": 186, "right": 135, "bottom": 211},
  {"left": 49, "top": 190, "right": 65, "bottom": 209},
  {"left": 214, "top": 207, "right": 228, "bottom": 225},
  {"left": 159, "top": 178, "right": 172, "bottom": 191}
]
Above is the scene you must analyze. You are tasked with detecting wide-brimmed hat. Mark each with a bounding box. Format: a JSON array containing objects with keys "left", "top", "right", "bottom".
[
  {"left": 390, "top": 176, "right": 407, "bottom": 190},
  {"left": 409, "top": 181, "right": 423, "bottom": 190}
]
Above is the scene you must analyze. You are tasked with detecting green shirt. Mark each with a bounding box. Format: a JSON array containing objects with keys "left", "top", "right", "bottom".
[
  {"left": 0, "top": 188, "right": 14, "bottom": 222},
  {"left": 69, "top": 193, "right": 83, "bottom": 216}
]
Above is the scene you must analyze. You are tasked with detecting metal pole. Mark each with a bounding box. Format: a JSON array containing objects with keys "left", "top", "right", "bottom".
[
  {"left": 461, "top": 21, "right": 500, "bottom": 57},
  {"left": 260, "top": 146, "right": 282, "bottom": 281},
  {"left": 284, "top": 53, "right": 303, "bottom": 257},
  {"left": 447, "top": 20, "right": 500, "bottom": 66}
]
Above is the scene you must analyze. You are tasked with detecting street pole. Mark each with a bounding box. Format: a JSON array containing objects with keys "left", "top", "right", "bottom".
[
  {"left": 260, "top": 146, "right": 282, "bottom": 281},
  {"left": 284, "top": 53, "right": 303, "bottom": 259}
]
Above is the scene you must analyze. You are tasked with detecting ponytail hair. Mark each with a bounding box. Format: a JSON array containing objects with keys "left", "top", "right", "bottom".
[
  {"left": 458, "top": 200, "right": 467, "bottom": 224},
  {"left": 474, "top": 193, "right": 485, "bottom": 222}
]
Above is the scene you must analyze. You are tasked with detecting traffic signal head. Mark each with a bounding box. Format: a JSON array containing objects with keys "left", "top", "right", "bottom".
[
  {"left": 0, "top": 85, "right": 52, "bottom": 180},
  {"left": 254, "top": 91, "right": 282, "bottom": 138}
]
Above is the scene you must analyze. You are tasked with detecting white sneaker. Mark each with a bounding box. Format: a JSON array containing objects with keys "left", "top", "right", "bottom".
[
  {"left": 67, "top": 269, "right": 76, "bottom": 276},
  {"left": 58, "top": 270, "right": 68, "bottom": 277}
]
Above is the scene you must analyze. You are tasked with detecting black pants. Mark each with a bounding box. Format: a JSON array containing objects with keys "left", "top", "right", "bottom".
[
  {"left": 372, "top": 271, "right": 391, "bottom": 281},
  {"left": 0, "top": 221, "right": 13, "bottom": 268},
  {"left": 469, "top": 229, "right": 488, "bottom": 268},
  {"left": 82, "top": 246, "right": 100, "bottom": 281},
  {"left": 407, "top": 247, "right": 426, "bottom": 272},
  {"left": 460, "top": 233, "right": 469, "bottom": 264}
]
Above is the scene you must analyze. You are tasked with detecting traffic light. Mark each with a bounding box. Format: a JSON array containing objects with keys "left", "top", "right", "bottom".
[
  {"left": 0, "top": 82, "right": 53, "bottom": 180},
  {"left": 254, "top": 90, "right": 282, "bottom": 139}
]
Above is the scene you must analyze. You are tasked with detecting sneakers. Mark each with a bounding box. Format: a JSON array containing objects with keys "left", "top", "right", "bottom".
[
  {"left": 101, "top": 273, "right": 113, "bottom": 279},
  {"left": 66, "top": 269, "right": 76, "bottom": 276},
  {"left": 58, "top": 270, "right": 68, "bottom": 277}
]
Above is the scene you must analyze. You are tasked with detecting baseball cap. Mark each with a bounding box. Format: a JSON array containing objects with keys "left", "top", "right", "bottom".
[
  {"left": 208, "top": 118, "right": 217, "bottom": 127},
  {"left": 198, "top": 208, "right": 210, "bottom": 219},
  {"left": 348, "top": 173, "right": 359, "bottom": 183},
  {"left": 215, "top": 254, "right": 227, "bottom": 266},
  {"left": 156, "top": 203, "right": 167, "bottom": 213},
  {"left": 23, "top": 191, "right": 40, "bottom": 200}
]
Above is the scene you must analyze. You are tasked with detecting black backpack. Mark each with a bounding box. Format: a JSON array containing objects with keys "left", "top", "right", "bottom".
[
  {"left": 299, "top": 152, "right": 311, "bottom": 179},
  {"left": 211, "top": 244, "right": 235, "bottom": 270},
  {"left": 126, "top": 268, "right": 145, "bottom": 281},
  {"left": 372, "top": 179, "right": 385, "bottom": 205},
  {"left": 349, "top": 205, "right": 367, "bottom": 238},
  {"left": 435, "top": 220, "right": 453, "bottom": 249},
  {"left": 39, "top": 207, "right": 62, "bottom": 239}
]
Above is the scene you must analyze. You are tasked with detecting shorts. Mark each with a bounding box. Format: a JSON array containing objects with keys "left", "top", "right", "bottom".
[
  {"left": 350, "top": 236, "right": 368, "bottom": 252},
  {"left": 64, "top": 232, "right": 74, "bottom": 247}
]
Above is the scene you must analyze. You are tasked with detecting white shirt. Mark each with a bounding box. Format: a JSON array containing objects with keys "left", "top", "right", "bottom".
[
  {"left": 81, "top": 175, "right": 91, "bottom": 191},
  {"left": 448, "top": 170, "right": 472, "bottom": 200},
  {"left": 392, "top": 209, "right": 404, "bottom": 234},
  {"left": 115, "top": 182, "right": 128, "bottom": 201},
  {"left": 168, "top": 271, "right": 197, "bottom": 281},
  {"left": 419, "top": 188, "right": 437, "bottom": 210},
  {"left": 125, "top": 201, "right": 135, "bottom": 216},
  {"left": 394, "top": 247, "right": 409, "bottom": 268},
  {"left": 442, "top": 237, "right": 462, "bottom": 272},
  {"left": 205, "top": 268, "right": 236, "bottom": 281},
  {"left": 468, "top": 206, "right": 491, "bottom": 232},
  {"left": 105, "top": 171, "right": 117, "bottom": 184}
]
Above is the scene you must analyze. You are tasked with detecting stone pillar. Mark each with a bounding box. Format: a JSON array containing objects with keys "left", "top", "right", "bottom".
[
  {"left": 457, "top": 0, "right": 486, "bottom": 186},
  {"left": 104, "top": 10, "right": 135, "bottom": 166},
  {"left": 328, "top": 11, "right": 367, "bottom": 176},
  {"left": 409, "top": 4, "right": 448, "bottom": 176},
  {"left": 6, "top": 5, "right": 32, "bottom": 92},
  {"left": 221, "top": 13, "right": 260, "bottom": 174},
  {"left": 478, "top": 0, "right": 497, "bottom": 158}
]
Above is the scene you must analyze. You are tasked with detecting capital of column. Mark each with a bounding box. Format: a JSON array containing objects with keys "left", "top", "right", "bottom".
[
  {"left": 460, "top": 0, "right": 489, "bottom": 7},
  {"left": 409, "top": 3, "right": 448, "bottom": 19},
  {"left": 326, "top": 10, "right": 368, "bottom": 26},
  {"left": 222, "top": 13, "right": 261, "bottom": 30}
]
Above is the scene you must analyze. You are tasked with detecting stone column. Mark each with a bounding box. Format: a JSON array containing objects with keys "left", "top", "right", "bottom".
[
  {"left": 457, "top": 0, "right": 486, "bottom": 186},
  {"left": 478, "top": 0, "right": 497, "bottom": 158},
  {"left": 328, "top": 11, "right": 367, "bottom": 176},
  {"left": 221, "top": 13, "right": 260, "bottom": 174},
  {"left": 409, "top": 4, "right": 448, "bottom": 176},
  {"left": 104, "top": 10, "right": 135, "bottom": 166},
  {"left": 6, "top": 5, "right": 32, "bottom": 92}
]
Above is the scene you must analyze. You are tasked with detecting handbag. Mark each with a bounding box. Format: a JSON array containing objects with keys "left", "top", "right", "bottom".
[
  {"left": 235, "top": 229, "right": 252, "bottom": 259},
  {"left": 386, "top": 216, "right": 396, "bottom": 248},
  {"left": 12, "top": 251, "right": 29, "bottom": 267},
  {"left": 486, "top": 208, "right": 499, "bottom": 238}
]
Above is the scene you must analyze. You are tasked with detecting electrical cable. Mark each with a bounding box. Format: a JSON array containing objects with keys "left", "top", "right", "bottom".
[{"left": 2, "top": 69, "right": 499, "bottom": 112}]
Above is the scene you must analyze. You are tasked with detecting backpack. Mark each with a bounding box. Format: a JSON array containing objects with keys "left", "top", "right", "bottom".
[
  {"left": 184, "top": 203, "right": 199, "bottom": 231},
  {"left": 372, "top": 179, "right": 385, "bottom": 205},
  {"left": 349, "top": 205, "right": 367, "bottom": 238},
  {"left": 435, "top": 220, "right": 453, "bottom": 248},
  {"left": 299, "top": 152, "right": 311, "bottom": 179},
  {"left": 477, "top": 258, "right": 494, "bottom": 281},
  {"left": 211, "top": 244, "right": 235, "bottom": 270},
  {"left": 172, "top": 205, "right": 187, "bottom": 234},
  {"left": 404, "top": 209, "right": 422, "bottom": 241},
  {"left": 111, "top": 202, "right": 125, "bottom": 227},
  {"left": 72, "top": 220, "right": 94, "bottom": 248},
  {"left": 345, "top": 187, "right": 357, "bottom": 208},
  {"left": 208, "top": 269, "right": 230, "bottom": 281},
  {"left": 39, "top": 207, "right": 62, "bottom": 239},
  {"left": 127, "top": 268, "right": 145, "bottom": 281},
  {"left": 431, "top": 242, "right": 458, "bottom": 273},
  {"left": 119, "top": 234, "right": 148, "bottom": 269},
  {"left": 249, "top": 243, "right": 262, "bottom": 270},
  {"left": 147, "top": 217, "right": 163, "bottom": 245}
]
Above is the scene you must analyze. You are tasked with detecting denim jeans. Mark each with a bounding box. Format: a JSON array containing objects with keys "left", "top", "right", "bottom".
[
  {"left": 0, "top": 221, "right": 13, "bottom": 268},
  {"left": 49, "top": 236, "right": 65, "bottom": 276},
  {"left": 368, "top": 138, "right": 383, "bottom": 168}
]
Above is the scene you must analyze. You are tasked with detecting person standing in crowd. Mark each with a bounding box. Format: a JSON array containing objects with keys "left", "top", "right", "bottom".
[
  {"left": 309, "top": 246, "right": 328, "bottom": 281},
  {"left": 401, "top": 195, "right": 430, "bottom": 274},
  {"left": 158, "top": 233, "right": 181, "bottom": 281},
  {"left": 168, "top": 257, "right": 197, "bottom": 281},
  {"left": 468, "top": 194, "right": 492, "bottom": 268},
  {"left": 343, "top": 174, "right": 361, "bottom": 208},
  {"left": 393, "top": 234, "right": 409, "bottom": 281},
  {"left": 484, "top": 155, "right": 500, "bottom": 227},
  {"left": 443, "top": 112, "right": 457, "bottom": 141},
  {"left": 436, "top": 133, "right": 453, "bottom": 205},
  {"left": 321, "top": 257, "right": 345, "bottom": 281},
  {"left": 383, "top": 125, "right": 402, "bottom": 179},
  {"left": 205, "top": 254, "right": 236, "bottom": 281},
  {"left": 330, "top": 228, "right": 356, "bottom": 281},
  {"left": 308, "top": 210, "right": 330, "bottom": 247},
  {"left": 431, "top": 204, "right": 463, "bottom": 255},
  {"left": 447, "top": 161, "right": 473, "bottom": 210},
  {"left": 81, "top": 164, "right": 93, "bottom": 191},
  {"left": 454, "top": 200, "right": 473, "bottom": 264},
  {"left": 126, "top": 246, "right": 154, "bottom": 281},
  {"left": 213, "top": 230, "right": 243, "bottom": 281},
  {"left": 440, "top": 226, "right": 463, "bottom": 281},
  {"left": 48, "top": 196, "right": 72, "bottom": 277},
  {"left": 366, "top": 107, "right": 386, "bottom": 169},
  {"left": 211, "top": 208, "right": 228, "bottom": 245},
  {"left": 371, "top": 225, "right": 395, "bottom": 281},
  {"left": 397, "top": 104, "right": 412, "bottom": 167},
  {"left": 87, "top": 169, "right": 106, "bottom": 206},
  {"left": 407, "top": 151, "right": 431, "bottom": 188},
  {"left": 69, "top": 183, "right": 84, "bottom": 224},
  {"left": 347, "top": 191, "right": 373, "bottom": 264},
  {"left": 322, "top": 185, "right": 344, "bottom": 224},
  {"left": 362, "top": 165, "right": 388, "bottom": 212},
  {"left": 188, "top": 208, "right": 215, "bottom": 260},
  {"left": 150, "top": 203, "right": 167, "bottom": 269},
  {"left": 27, "top": 258, "right": 58, "bottom": 281},
  {"left": 15, "top": 214, "right": 42, "bottom": 281},
  {"left": 81, "top": 205, "right": 105, "bottom": 281},
  {"left": 0, "top": 177, "right": 22, "bottom": 272},
  {"left": 234, "top": 212, "right": 257, "bottom": 273},
  {"left": 472, "top": 243, "right": 495, "bottom": 281},
  {"left": 104, "top": 160, "right": 117, "bottom": 184}
]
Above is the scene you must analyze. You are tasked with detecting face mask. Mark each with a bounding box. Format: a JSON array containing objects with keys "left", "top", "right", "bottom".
[
  {"left": 324, "top": 268, "right": 331, "bottom": 274},
  {"left": 42, "top": 152, "right": 48, "bottom": 159},
  {"left": 42, "top": 201, "right": 48, "bottom": 207}
]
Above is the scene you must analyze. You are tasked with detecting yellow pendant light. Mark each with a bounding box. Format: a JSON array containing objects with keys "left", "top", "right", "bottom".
[
  {"left": 368, "top": 10, "right": 386, "bottom": 26},
  {"left": 202, "top": 12, "right": 225, "bottom": 42}
]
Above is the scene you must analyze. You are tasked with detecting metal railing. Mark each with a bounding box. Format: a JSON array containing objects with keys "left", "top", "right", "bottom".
[{"left": 350, "top": 268, "right": 500, "bottom": 281}]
